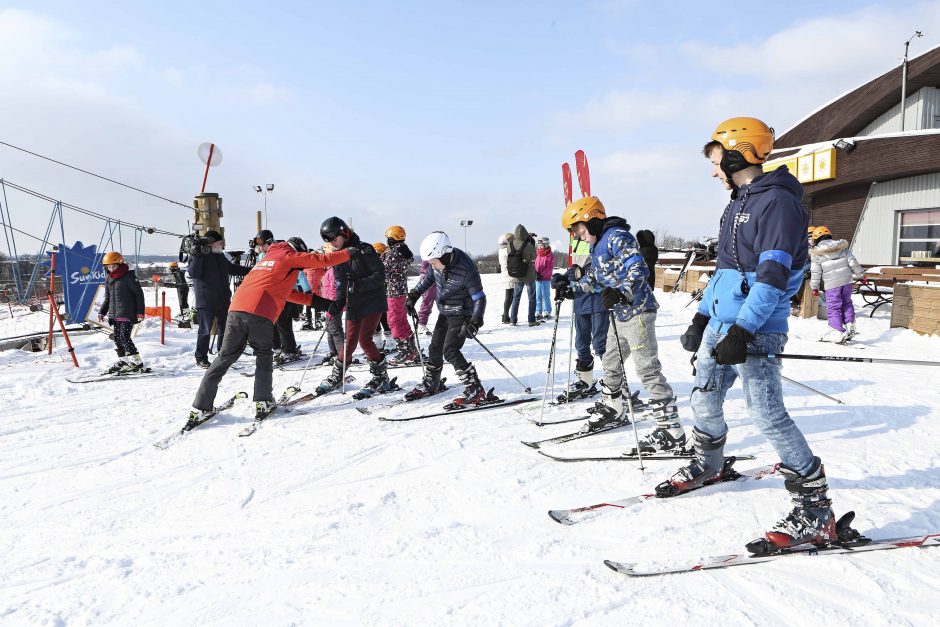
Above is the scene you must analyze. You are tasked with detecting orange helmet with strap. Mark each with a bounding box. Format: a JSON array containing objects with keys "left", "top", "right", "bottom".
[
  {"left": 812, "top": 225, "right": 832, "bottom": 240},
  {"left": 372, "top": 242, "right": 388, "bottom": 255},
  {"left": 561, "top": 196, "right": 606, "bottom": 231},
  {"left": 711, "top": 117, "right": 775, "bottom": 181},
  {"left": 385, "top": 225, "right": 406, "bottom": 242},
  {"left": 102, "top": 251, "right": 124, "bottom": 265}
]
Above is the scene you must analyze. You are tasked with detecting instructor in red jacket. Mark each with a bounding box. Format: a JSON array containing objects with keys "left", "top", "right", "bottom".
[{"left": 190, "top": 236, "right": 357, "bottom": 421}]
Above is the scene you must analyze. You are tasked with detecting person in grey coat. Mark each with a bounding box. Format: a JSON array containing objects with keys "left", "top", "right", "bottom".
[
  {"left": 809, "top": 226, "right": 865, "bottom": 343},
  {"left": 507, "top": 224, "right": 538, "bottom": 326},
  {"left": 497, "top": 232, "right": 514, "bottom": 323}
]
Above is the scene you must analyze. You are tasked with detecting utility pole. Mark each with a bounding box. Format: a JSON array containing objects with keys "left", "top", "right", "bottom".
[{"left": 900, "top": 30, "right": 924, "bottom": 132}]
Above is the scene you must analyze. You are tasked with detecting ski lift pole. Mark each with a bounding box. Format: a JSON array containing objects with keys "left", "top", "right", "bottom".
[
  {"left": 48, "top": 290, "right": 78, "bottom": 367},
  {"left": 471, "top": 335, "right": 531, "bottom": 394},
  {"left": 160, "top": 291, "right": 166, "bottom": 345},
  {"left": 47, "top": 250, "right": 57, "bottom": 354},
  {"left": 751, "top": 353, "right": 940, "bottom": 367}
]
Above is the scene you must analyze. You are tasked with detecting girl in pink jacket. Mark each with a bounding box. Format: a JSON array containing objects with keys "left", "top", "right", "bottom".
[{"left": 534, "top": 236, "right": 554, "bottom": 320}]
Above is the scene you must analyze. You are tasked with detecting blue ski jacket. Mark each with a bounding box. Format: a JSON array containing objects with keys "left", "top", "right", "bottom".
[
  {"left": 573, "top": 217, "right": 657, "bottom": 322},
  {"left": 697, "top": 166, "right": 809, "bottom": 334}
]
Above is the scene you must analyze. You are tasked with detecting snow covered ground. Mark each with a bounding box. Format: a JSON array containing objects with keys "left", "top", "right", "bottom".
[{"left": 3, "top": 273, "right": 940, "bottom": 625}]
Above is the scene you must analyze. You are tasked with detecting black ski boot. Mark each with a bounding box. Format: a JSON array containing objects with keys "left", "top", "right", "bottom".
[
  {"left": 404, "top": 364, "right": 446, "bottom": 401},
  {"left": 451, "top": 364, "right": 487, "bottom": 407},
  {"left": 254, "top": 400, "right": 277, "bottom": 419},
  {"left": 580, "top": 382, "right": 626, "bottom": 432},
  {"left": 656, "top": 428, "right": 728, "bottom": 497},
  {"left": 627, "top": 405, "right": 687, "bottom": 456},
  {"left": 751, "top": 457, "right": 837, "bottom": 552},
  {"left": 274, "top": 347, "right": 304, "bottom": 366},
  {"left": 389, "top": 335, "right": 419, "bottom": 365},
  {"left": 557, "top": 360, "right": 597, "bottom": 403},
  {"left": 315, "top": 360, "right": 345, "bottom": 395},
  {"left": 359, "top": 356, "right": 397, "bottom": 396}
]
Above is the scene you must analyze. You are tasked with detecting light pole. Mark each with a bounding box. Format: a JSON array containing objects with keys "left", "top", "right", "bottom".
[
  {"left": 900, "top": 30, "right": 924, "bottom": 132},
  {"left": 460, "top": 219, "right": 473, "bottom": 253},
  {"left": 254, "top": 184, "right": 274, "bottom": 228}
]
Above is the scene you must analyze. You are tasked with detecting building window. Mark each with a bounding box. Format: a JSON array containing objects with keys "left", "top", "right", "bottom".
[{"left": 898, "top": 209, "right": 940, "bottom": 262}]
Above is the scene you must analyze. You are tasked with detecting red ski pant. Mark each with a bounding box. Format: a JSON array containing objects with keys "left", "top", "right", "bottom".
[
  {"left": 344, "top": 312, "right": 384, "bottom": 364},
  {"left": 386, "top": 295, "right": 413, "bottom": 341}
]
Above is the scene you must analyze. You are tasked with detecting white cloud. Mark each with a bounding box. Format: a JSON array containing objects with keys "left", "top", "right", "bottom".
[{"left": 247, "top": 82, "right": 292, "bottom": 103}]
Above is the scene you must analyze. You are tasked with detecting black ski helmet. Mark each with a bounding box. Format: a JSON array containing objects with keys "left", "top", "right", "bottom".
[
  {"left": 255, "top": 229, "right": 275, "bottom": 244},
  {"left": 320, "top": 217, "right": 350, "bottom": 242},
  {"left": 287, "top": 236, "right": 308, "bottom": 253}
]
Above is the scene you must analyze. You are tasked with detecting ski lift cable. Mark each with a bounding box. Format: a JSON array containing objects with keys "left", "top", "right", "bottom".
[{"left": 0, "top": 140, "right": 192, "bottom": 210}]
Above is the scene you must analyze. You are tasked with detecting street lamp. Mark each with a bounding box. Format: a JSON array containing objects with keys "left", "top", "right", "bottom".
[
  {"left": 254, "top": 184, "right": 274, "bottom": 228},
  {"left": 900, "top": 30, "right": 924, "bottom": 131},
  {"left": 460, "top": 219, "right": 473, "bottom": 253}
]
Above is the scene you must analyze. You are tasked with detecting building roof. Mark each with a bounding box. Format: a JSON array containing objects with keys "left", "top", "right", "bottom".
[{"left": 776, "top": 42, "right": 940, "bottom": 148}]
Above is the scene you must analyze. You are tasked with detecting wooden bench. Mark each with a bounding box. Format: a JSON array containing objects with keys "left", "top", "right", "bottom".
[{"left": 856, "top": 266, "right": 940, "bottom": 317}]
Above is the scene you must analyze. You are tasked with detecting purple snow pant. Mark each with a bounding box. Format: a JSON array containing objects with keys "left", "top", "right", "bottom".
[
  {"left": 418, "top": 284, "right": 436, "bottom": 325},
  {"left": 825, "top": 284, "right": 856, "bottom": 332}
]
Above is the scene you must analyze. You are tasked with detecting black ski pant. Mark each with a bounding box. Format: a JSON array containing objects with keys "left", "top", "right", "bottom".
[
  {"left": 193, "top": 311, "right": 274, "bottom": 409},
  {"left": 325, "top": 313, "right": 344, "bottom": 358},
  {"left": 427, "top": 314, "right": 470, "bottom": 372},
  {"left": 112, "top": 320, "right": 138, "bottom": 357}
]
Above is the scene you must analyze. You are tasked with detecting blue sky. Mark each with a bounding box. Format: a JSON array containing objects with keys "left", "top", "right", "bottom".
[{"left": 0, "top": 1, "right": 937, "bottom": 255}]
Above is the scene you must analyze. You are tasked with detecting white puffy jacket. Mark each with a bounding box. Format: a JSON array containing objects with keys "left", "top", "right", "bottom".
[{"left": 810, "top": 238, "right": 863, "bottom": 291}]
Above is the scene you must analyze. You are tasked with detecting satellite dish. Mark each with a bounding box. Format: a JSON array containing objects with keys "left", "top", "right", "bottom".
[{"left": 197, "top": 142, "right": 223, "bottom": 167}]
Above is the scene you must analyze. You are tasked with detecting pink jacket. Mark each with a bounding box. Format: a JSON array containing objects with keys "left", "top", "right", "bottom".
[{"left": 535, "top": 247, "right": 554, "bottom": 280}]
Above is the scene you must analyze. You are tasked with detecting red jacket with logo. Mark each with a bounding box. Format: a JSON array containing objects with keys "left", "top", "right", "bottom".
[{"left": 230, "top": 242, "right": 350, "bottom": 323}]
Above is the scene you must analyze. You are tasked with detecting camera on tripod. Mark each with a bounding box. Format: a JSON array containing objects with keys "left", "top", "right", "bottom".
[{"left": 179, "top": 226, "right": 213, "bottom": 262}]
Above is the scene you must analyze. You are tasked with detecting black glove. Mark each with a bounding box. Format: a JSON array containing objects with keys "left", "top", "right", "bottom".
[
  {"left": 551, "top": 273, "right": 570, "bottom": 301},
  {"left": 600, "top": 286, "right": 630, "bottom": 310},
  {"left": 398, "top": 243, "right": 413, "bottom": 260},
  {"left": 680, "top": 313, "right": 710, "bottom": 353},
  {"left": 346, "top": 246, "right": 361, "bottom": 260},
  {"left": 712, "top": 324, "right": 755, "bottom": 365},
  {"left": 310, "top": 294, "right": 332, "bottom": 313},
  {"left": 327, "top": 300, "right": 343, "bottom": 318},
  {"left": 566, "top": 265, "right": 584, "bottom": 282},
  {"left": 551, "top": 273, "right": 567, "bottom": 290},
  {"left": 406, "top": 290, "right": 420, "bottom": 317},
  {"left": 460, "top": 316, "right": 483, "bottom": 339}
]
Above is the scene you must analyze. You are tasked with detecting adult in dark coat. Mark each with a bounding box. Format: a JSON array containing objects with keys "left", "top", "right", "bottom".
[
  {"left": 187, "top": 230, "right": 250, "bottom": 367},
  {"left": 635, "top": 229, "right": 658, "bottom": 289}
]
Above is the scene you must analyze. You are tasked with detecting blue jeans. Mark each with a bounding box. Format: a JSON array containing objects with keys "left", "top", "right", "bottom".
[
  {"left": 510, "top": 282, "right": 536, "bottom": 323},
  {"left": 574, "top": 310, "right": 609, "bottom": 363},
  {"left": 691, "top": 325, "right": 815, "bottom": 474},
  {"left": 535, "top": 280, "right": 552, "bottom": 316}
]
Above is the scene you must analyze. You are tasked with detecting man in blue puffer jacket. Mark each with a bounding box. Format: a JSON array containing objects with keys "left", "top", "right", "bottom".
[
  {"left": 664, "top": 117, "right": 839, "bottom": 554},
  {"left": 405, "top": 231, "right": 489, "bottom": 407},
  {"left": 555, "top": 197, "right": 684, "bottom": 455}
]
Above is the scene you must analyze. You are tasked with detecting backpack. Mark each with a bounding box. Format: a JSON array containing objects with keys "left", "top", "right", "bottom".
[{"left": 506, "top": 239, "right": 531, "bottom": 278}]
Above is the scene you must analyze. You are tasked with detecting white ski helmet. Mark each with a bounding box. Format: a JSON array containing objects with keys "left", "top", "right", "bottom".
[{"left": 420, "top": 231, "right": 453, "bottom": 261}]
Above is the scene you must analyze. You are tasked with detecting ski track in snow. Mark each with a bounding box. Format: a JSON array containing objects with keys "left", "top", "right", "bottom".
[{"left": 3, "top": 274, "right": 940, "bottom": 624}]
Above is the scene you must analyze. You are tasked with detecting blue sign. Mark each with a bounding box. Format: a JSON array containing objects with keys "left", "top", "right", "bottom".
[{"left": 46, "top": 241, "right": 106, "bottom": 322}]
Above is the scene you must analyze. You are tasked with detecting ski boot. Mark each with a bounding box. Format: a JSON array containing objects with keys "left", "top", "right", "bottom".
[
  {"left": 300, "top": 321, "right": 314, "bottom": 331},
  {"left": 557, "top": 362, "right": 596, "bottom": 404},
  {"left": 580, "top": 382, "right": 627, "bottom": 432},
  {"left": 449, "top": 364, "right": 488, "bottom": 407},
  {"left": 274, "top": 347, "right": 303, "bottom": 366},
  {"left": 183, "top": 408, "right": 208, "bottom": 431},
  {"left": 105, "top": 360, "right": 128, "bottom": 374},
  {"left": 314, "top": 312, "right": 325, "bottom": 330},
  {"left": 388, "top": 335, "right": 419, "bottom": 365},
  {"left": 417, "top": 323, "right": 431, "bottom": 336},
  {"left": 845, "top": 322, "right": 859, "bottom": 339},
  {"left": 746, "top": 457, "right": 837, "bottom": 554},
  {"left": 819, "top": 327, "right": 847, "bottom": 343},
  {"left": 626, "top": 405, "right": 687, "bottom": 456},
  {"left": 655, "top": 428, "right": 729, "bottom": 497},
  {"left": 254, "top": 400, "right": 277, "bottom": 420},
  {"left": 315, "top": 360, "right": 345, "bottom": 396},
  {"left": 316, "top": 353, "right": 336, "bottom": 367},
  {"left": 405, "top": 364, "right": 447, "bottom": 400},
  {"left": 353, "top": 357, "right": 399, "bottom": 399},
  {"left": 119, "top": 354, "right": 145, "bottom": 373}
]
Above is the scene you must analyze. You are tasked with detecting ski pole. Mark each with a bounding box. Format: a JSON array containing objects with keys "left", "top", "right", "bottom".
[
  {"left": 538, "top": 298, "right": 564, "bottom": 423},
  {"left": 781, "top": 374, "right": 843, "bottom": 405},
  {"left": 609, "top": 310, "right": 645, "bottom": 473},
  {"left": 341, "top": 312, "right": 348, "bottom": 395},
  {"left": 471, "top": 335, "right": 532, "bottom": 393},
  {"left": 409, "top": 308, "right": 425, "bottom": 372},
  {"left": 750, "top": 353, "right": 940, "bottom": 367},
  {"left": 563, "top": 297, "right": 576, "bottom": 403},
  {"left": 295, "top": 324, "right": 329, "bottom": 389}
]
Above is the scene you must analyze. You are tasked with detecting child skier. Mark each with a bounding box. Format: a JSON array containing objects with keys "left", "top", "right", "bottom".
[
  {"left": 554, "top": 197, "right": 684, "bottom": 454},
  {"left": 534, "top": 236, "right": 554, "bottom": 320},
  {"left": 809, "top": 225, "right": 866, "bottom": 343},
  {"left": 416, "top": 259, "right": 436, "bottom": 335},
  {"left": 97, "top": 251, "right": 146, "bottom": 374},
  {"left": 404, "top": 231, "right": 489, "bottom": 406},
  {"left": 382, "top": 225, "right": 420, "bottom": 365}
]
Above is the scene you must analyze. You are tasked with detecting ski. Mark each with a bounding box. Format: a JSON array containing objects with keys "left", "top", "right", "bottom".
[
  {"left": 537, "top": 449, "right": 756, "bottom": 463},
  {"left": 68, "top": 368, "right": 159, "bottom": 383},
  {"left": 377, "top": 397, "right": 539, "bottom": 422},
  {"left": 153, "top": 391, "right": 248, "bottom": 449},
  {"left": 672, "top": 249, "right": 697, "bottom": 293},
  {"left": 604, "top": 529, "right": 940, "bottom": 577},
  {"left": 355, "top": 379, "right": 450, "bottom": 414},
  {"left": 520, "top": 408, "right": 665, "bottom": 449},
  {"left": 547, "top": 461, "right": 778, "bottom": 526},
  {"left": 351, "top": 377, "right": 402, "bottom": 401},
  {"left": 236, "top": 386, "right": 303, "bottom": 437}
]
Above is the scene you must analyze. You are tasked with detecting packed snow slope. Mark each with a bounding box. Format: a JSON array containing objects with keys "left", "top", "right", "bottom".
[{"left": 3, "top": 273, "right": 940, "bottom": 625}]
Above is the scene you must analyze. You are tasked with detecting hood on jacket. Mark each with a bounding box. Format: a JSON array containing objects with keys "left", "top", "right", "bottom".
[
  {"left": 512, "top": 224, "right": 530, "bottom": 243},
  {"left": 810, "top": 238, "right": 849, "bottom": 256},
  {"left": 635, "top": 229, "right": 655, "bottom": 247},
  {"left": 601, "top": 216, "right": 631, "bottom": 234},
  {"left": 746, "top": 166, "right": 803, "bottom": 203}
]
